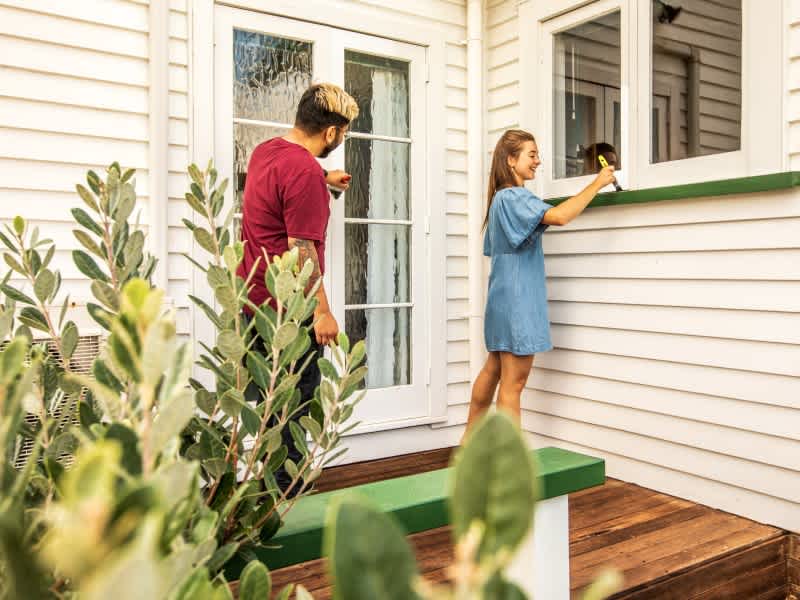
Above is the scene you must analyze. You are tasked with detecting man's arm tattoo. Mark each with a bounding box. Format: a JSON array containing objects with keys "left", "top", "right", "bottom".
[{"left": 289, "top": 238, "right": 321, "bottom": 290}]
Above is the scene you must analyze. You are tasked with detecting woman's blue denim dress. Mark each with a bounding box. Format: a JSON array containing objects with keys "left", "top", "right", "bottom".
[{"left": 483, "top": 186, "right": 553, "bottom": 356}]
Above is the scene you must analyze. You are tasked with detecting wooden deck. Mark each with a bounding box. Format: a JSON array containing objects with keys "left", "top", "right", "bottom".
[{"left": 271, "top": 448, "right": 795, "bottom": 599}]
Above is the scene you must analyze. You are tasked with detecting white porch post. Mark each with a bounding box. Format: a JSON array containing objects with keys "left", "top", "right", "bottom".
[
  {"left": 467, "top": 0, "right": 486, "bottom": 381},
  {"left": 148, "top": 0, "right": 170, "bottom": 291},
  {"left": 506, "top": 495, "right": 571, "bottom": 599}
]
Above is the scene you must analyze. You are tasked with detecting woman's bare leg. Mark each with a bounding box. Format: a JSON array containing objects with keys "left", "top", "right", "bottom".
[
  {"left": 461, "top": 352, "right": 501, "bottom": 442},
  {"left": 496, "top": 352, "right": 534, "bottom": 424}
]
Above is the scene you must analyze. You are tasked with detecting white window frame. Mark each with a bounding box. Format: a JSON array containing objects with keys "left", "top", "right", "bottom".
[
  {"left": 520, "top": 0, "right": 784, "bottom": 197},
  {"left": 189, "top": 0, "right": 450, "bottom": 435},
  {"left": 525, "top": 0, "right": 633, "bottom": 199}
]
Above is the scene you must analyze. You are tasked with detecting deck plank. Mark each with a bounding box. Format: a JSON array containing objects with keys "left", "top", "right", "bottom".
[{"left": 268, "top": 448, "right": 788, "bottom": 599}]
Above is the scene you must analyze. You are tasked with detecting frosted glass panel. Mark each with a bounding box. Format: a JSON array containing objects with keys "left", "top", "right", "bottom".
[
  {"left": 234, "top": 124, "right": 288, "bottom": 215},
  {"left": 345, "top": 307, "right": 410, "bottom": 388},
  {"left": 345, "top": 51, "right": 409, "bottom": 137},
  {"left": 345, "top": 224, "right": 410, "bottom": 306},
  {"left": 345, "top": 138, "right": 409, "bottom": 220},
  {"left": 233, "top": 30, "right": 312, "bottom": 123}
]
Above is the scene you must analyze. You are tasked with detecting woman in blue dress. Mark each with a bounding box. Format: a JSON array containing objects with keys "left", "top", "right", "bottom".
[{"left": 463, "top": 130, "right": 616, "bottom": 435}]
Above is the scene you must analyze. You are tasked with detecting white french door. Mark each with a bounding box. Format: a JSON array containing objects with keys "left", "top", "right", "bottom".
[{"left": 213, "top": 6, "right": 431, "bottom": 433}]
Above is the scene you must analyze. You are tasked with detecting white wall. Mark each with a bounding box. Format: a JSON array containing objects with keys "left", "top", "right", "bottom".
[
  {"left": 482, "top": 0, "right": 800, "bottom": 532},
  {"left": 0, "top": 0, "right": 192, "bottom": 336}
]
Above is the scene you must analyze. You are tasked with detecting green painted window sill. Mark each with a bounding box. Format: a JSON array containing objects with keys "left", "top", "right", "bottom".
[{"left": 545, "top": 171, "right": 800, "bottom": 207}]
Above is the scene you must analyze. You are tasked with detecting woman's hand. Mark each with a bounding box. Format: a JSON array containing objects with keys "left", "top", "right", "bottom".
[
  {"left": 325, "top": 170, "right": 352, "bottom": 190},
  {"left": 594, "top": 165, "right": 616, "bottom": 189}
]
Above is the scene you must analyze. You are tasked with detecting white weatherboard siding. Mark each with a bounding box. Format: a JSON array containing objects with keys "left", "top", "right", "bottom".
[
  {"left": 0, "top": 0, "right": 192, "bottom": 336},
  {"left": 483, "top": 1, "right": 800, "bottom": 532}
]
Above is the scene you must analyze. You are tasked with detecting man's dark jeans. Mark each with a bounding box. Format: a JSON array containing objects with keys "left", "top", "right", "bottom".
[{"left": 242, "top": 313, "right": 321, "bottom": 496}]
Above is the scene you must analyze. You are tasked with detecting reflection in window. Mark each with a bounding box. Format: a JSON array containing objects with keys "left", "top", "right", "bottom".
[
  {"left": 651, "top": 1, "right": 741, "bottom": 163},
  {"left": 553, "top": 11, "right": 621, "bottom": 179}
]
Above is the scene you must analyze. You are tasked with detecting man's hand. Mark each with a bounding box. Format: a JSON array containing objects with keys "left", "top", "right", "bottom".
[
  {"left": 314, "top": 310, "right": 339, "bottom": 346},
  {"left": 325, "top": 170, "right": 352, "bottom": 191}
]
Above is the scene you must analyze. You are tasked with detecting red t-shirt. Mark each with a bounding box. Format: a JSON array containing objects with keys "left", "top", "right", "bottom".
[{"left": 237, "top": 137, "right": 330, "bottom": 310}]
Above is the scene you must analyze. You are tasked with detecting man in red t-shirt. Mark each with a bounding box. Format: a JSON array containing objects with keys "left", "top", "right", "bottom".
[{"left": 237, "top": 83, "right": 358, "bottom": 494}]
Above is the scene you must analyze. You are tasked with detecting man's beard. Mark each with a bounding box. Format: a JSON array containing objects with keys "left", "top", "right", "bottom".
[{"left": 318, "top": 135, "right": 343, "bottom": 159}]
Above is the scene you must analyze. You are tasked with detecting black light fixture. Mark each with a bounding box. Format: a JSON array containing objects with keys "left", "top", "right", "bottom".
[{"left": 655, "top": 0, "right": 682, "bottom": 24}]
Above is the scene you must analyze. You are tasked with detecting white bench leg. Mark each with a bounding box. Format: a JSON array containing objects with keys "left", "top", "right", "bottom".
[{"left": 505, "top": 494, "right": 570, "bottom": 599}]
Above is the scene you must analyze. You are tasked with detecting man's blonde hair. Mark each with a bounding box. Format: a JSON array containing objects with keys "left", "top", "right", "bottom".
[{"left": 295, "top": 83, "right": 359, "bottom": 133}]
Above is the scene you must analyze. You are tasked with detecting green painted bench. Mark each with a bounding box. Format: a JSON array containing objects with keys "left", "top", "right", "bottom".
[{"left": 226, "top": 445, "right": 604, "bottom": 598}]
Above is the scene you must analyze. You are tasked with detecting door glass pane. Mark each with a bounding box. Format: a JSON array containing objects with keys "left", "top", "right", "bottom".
[
  {"left": 553, "top": 11, "right": 621, "bottom": 179},
  {"left": 345, "top": 307, "right": 411, "bottom": 388},
  {"left": 234, "top": 123, "right": 288, "bottom": 216},
  {"left": 345, "top": 224, "right": 410, "bottom": 306},
  {"left": 233, "top": 30, "right": 312, "bottom": 122},
  {"left": 345, "top": 51, "right": 409, "bottom": 138},
  {"left": 651, "top": 1, "right": 741, "bottom": 162},
  {"left": 344, "top": 138, "right": 410, "bottom": 220}
]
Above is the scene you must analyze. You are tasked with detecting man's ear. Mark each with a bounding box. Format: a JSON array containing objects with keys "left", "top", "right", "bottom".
[{"left": 324, "top": 126, "right": 338, "bottom": 143}]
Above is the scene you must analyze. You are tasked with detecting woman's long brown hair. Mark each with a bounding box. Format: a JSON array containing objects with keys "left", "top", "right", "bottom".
[{"left": 483, "top": 129, "right": 537, "bottom": 231}]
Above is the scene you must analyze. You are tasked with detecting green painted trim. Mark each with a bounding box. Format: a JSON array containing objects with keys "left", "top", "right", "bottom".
[
  {"left": 546, "top": 171, "right": 800, "bottom": 207},
  {"left": 226, "top": 447, "right": 604, "bottom": 576}
]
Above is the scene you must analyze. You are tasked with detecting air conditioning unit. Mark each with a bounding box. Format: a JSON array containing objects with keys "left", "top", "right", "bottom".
[{"left": 11, "top": 301, "right": 104, "bottom": 469}]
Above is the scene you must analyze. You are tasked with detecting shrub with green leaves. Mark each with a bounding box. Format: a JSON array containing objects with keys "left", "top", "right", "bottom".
[
  {"left": 180, "top": 162, "right": 366, "bottom": 556},
  {"left": 0, "top": 160, "right": 365, "bottom": 597}
]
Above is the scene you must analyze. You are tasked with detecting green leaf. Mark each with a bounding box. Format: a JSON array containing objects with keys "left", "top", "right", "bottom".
[
  {"left": 273, "top": 322, "right": 299, "bottom": 351},
  {"left": 205, "top": 541, "right": 239, "bottom": 573},
  {"left": 325, "top": 495, "right": 420, "bottom": 600},
  {"left": 237, "top": 560, "right": 271, "bottom": 600},
  {"left": 91, "top": 279, "right": 119, "bottom": 311},
  {"left": 115, "top": 183, "right": 136, "bottom": 224},
  {"left": 13, "top": 216, "right": 24, "bottom": 236},
  {"left": 87, "top": 170, "right": 102, "bottom": 195},
  {"left": 0, "top": 284, "right": 35, "bottom": 306},
  {"left": 151, "top": 390, "right": 194, "bottom": 457},
  {"left": 299, "top": 416, "right": 322, "bottom": 443},
  {"left": 0, "top": 230, "right": 17, "bottom": 253},
  {"left": 217, "top": 329, "right": 245, "bottom": 362},
  {"left": 76, "top": 183, "right": 99, "bottom": 211},
  {"left": 169, "top": 568, "right": 214, "bottom": 600},
  {"left": 274, "top": 585, "right": 295, "bottom": 600},
  {"left": 207, "top": 265, "right": 228, "bottom": 289},
  {"left": 289, "top": 421, "right": 309, "bottom": 457},
  {"left": 219, "top": 388, "right": 244, "bottom": 418},
  {"left": 295, "top": 585, "right": 315, "bottom": 600},
  {"left": 33, "top": 268, "right": 55, "bottom": 303},
  {"left": 246, "top": 352, "right": 270, "bottom": 390},
  {"left": 350, "top": 340, "right": 366, "bottom": 367},
  {"left": 3, "top": 254, "right": 25, "bottom": 276},
  {"left": 274, "top": 271, "right": 296, "bottom": 305},
  {"left": 185, "top": 192, "right": 206, "bottom": 216},
  {"left": 73, "top": 229, "right": 105, "bottom": 259},
  {"left": 18, "top": 307, "right": 49, "bottom": 332},
  {"left": 195, "top": 389, "right": 216, "bottom": 415},
  {"left": 71, "top": 207, "right": 104, "bottom": 236},
  {"left": 450, "top": 413, "right": 537, "bottom": 560},
  {"left": 60, "top": 320, "right": 79, "bottom": 360},
  {"left": 317, "top": 357, "right": 340, "bottom": 383},
  {"left": 194, "top": 227, "right": 216, "bottom": 255},
  {"left": 87, "top": 302, "right": 113, "bottom": 330},
  {"left": 483, "top": 574, "right": 528, "bottom": 600},
  {"left": 188, "top": 164, "right": 204, "bottom": 186},
  {"left": 223, "top": 245, "right": 239, "bottom": 274},
  {"left": 73, "top": 250, "right": 110, "bottom": 282},
  {"left": 0, "top": 336, "right": 28, "bottom": 382},
  {"left": 105, "top": 422, "right": 142, "bottom": 476},
  {"left": 336, "top": 332, "right": 350, "bottom": 354},
  {"left": 214, "top": 285, "right": 237, "bottom": 314},
  {"left": 189, "top": 295, "right": 222, "bottom": 330}
]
